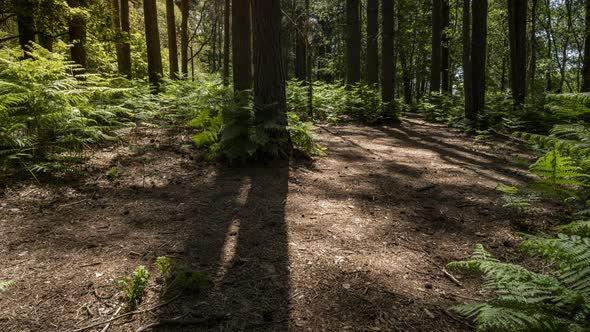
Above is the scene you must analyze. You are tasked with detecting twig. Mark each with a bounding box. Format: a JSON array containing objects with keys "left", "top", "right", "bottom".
[
  {"left": 100, "top": 306, "right": 122, "bottom": 332},
  {"left": 442, "top": 268, "right": 464, "bottom": 288},
  {"left": 70, "top": 292, "right": 183, "bottom": 332},
  {"left": 79, "top": 262, "right": 102, "bottom": 268},
  {"left": 58, "top": 199, "right": 89, "bottom": 209},
  {"left": 442, "top": 309, "right": 474, "bottom": 328}
]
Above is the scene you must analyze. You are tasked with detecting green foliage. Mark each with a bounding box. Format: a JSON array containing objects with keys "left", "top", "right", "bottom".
[
  {"left": 287, "top": 113, "right": 326, "bottom": 157},
  {"left": 106, "top": 166, "right": 120, "bottom": 181},
  {"left": 0, "top": 280, "right": 15, "bottom": 294},
  {"left": 448, "top": 237, "right": 590, "bottom": 332},
  {"left": 155, "top": 256, "right": 208, "bottom": 294},
  {"left": 417, "top": 93, "right": 465, "bottom": 127},
  {"left": 0, "top": 45, "right": 141, "bottom": 179},
  {"left": 496, "top": 184, "right": 534, "bottom": 215},
  {"left": 118, "top": 265, "right": 149, "bottom": 311},
  {"left": 528, "top": 150, "right": 587, "bottom": 200}
]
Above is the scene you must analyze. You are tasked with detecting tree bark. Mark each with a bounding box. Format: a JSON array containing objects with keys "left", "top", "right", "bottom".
[
  {"left": 382, "top": 0, "right": 394, "bottom": 102},
  {"left": 251, "top": 0, "right": 290, "bottom": 156},
  {"left": 366, "top": 0, "right": 379, "bottom": 86},
  {"left": 118, "top": 0, "right": 132, "bottom": 78},
  {"left": 68, "top": 0, "right": 87, "bottom": 69},
  {"left": 529, "top": 0, "right": 538, "bottom": 93},
  {"left": 232, "top": 0, "right": 252, "bottom": 91},
  {"left": 583, "top": 0, "right": 590, "bottom": 91},
  {"left": 15, "top": 0, "right": 35, "bottom": 58},
  {"left": 508, "top": 0, "right": 527, "bottom": 106},
  {"left": 223, "top": 0, "right": 230, "bottom": 85},
  {"left": 346, "top": 0, "right": 361, "bottom": 85},
  {"left": 441, "top": 0, "right": 451, "bottom": 94},
  {"left": 470, "top": 0, "right": 487, "bottom": 127},
  {"left": 463, "top": 0, "right": 473, "bottom": 122},
  {"left": 431, "top": 0, "right": 442, "bottom": 93},
  {"left": 181, "top": 0, "right": 189, "bottom": 77},
  {"left": 143, "top": 0, "right": 163, "bottom": 90},
  {"left": 166, "top": 0, "right": 179, "bottom": 79}
]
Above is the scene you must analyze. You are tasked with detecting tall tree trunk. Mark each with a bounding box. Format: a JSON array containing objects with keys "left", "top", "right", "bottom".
[
  {"left": 166, "top": 0, "right": 179, "bottom": 79},
  {"left": 382, "top": 0, "right": 394, "bottom": 102},
  {"left": 15, "top": 0, "right": 35, "bottom": 58},
  {"left": 366, "top": 0, "right": 379, "bottom": 86},
  {"left": 68, "top": 0, "right": 87, "bottom": 69},
  {"left": 463, "top": 0, "right": 473, "bottom": 122},
  {"left": 508, "top": 0, "right": 527, "bottom": 107},
  {"left": 38, "top": 33, "right": 53, "bottom": 52},
  {"left": 143, "top": 0, "right": 163, "bottom": 90},
  {"left": 251, "top": 0, "right": 290, "bottom": 155},
  {"left": 180, "top": 0, "right": 189, "bottom": 77},
  {"left": 346, "top": 0, "right": 361, "bottom": 85},
  {"left": 441, "top": 0, "right": 451, "bottom": 94},
  {"left": 529, "top": 0, "right": 538, "bottom": 93},
  {"left": 470, "top": 0, "right": 487, "bottom": 127},
  {"left": 583, "top": 0, "right": 590, "bottom": 91},
  {"left": 119, "top": 0, "right": 132, "bottom": 78},
  {"left": 431, "top": 0, "right": 442, "bottom": 93},
  {"left": 223, "top": 0, "right": 230, "bottom": 85},
  {"left": 295, "top": 1, "right": 307, "bottom": 82},
  {"left": 232, "top": 0, "right": 252, "bottom": 91}
]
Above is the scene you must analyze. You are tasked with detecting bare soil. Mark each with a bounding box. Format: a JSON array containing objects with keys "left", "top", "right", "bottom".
[{"left": 0, "top": 114, "right": 553, "bottom": 331}]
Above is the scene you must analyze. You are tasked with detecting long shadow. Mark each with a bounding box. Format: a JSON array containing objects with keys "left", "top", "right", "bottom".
[{"left": 152, "top": 161, "right": 290, "bottom": 331}]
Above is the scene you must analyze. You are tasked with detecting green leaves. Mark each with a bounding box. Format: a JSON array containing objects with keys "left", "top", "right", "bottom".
[
  {"left": 529, "top": 150, "right": 587, "bottom": 199},
  {"left": 118, "top": 266, "right": 149, "bottom": 311}
]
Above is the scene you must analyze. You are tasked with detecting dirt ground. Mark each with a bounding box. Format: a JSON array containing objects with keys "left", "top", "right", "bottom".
[{"left": 0, "top": 114, "right": 550, "bottom": 331}]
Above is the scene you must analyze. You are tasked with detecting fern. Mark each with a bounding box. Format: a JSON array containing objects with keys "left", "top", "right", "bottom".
[
  {"left": 0, "top": 280, "right": 14, "bottom": 293},
  {"left": 528, "top": 150, "right": 587, "bottom": 199}
]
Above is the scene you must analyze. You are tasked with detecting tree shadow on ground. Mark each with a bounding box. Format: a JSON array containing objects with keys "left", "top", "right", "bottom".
[{"left": 151, "top": 161, "right": 291, "bottom": 331}]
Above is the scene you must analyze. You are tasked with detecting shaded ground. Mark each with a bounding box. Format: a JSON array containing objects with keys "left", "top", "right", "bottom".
[{"left": 0, "top": 114, "right": 548, "bottom": 331}]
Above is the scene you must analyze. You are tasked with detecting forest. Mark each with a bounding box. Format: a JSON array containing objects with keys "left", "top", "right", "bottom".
[{"left": 1, "top": 0, "right": 590, "bottom": 331}]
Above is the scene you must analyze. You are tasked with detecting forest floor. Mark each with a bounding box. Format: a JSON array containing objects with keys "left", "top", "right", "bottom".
[{"left": 0, "top": 114, "right": 560, "bottom": 332}]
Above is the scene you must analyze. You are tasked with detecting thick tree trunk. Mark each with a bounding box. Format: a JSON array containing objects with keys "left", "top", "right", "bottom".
[
  {"left": 15, "top": 0, "right": 35, "bottom": 58},
  {"left": 223, "top": 0, "right": 230, "bottom": 85},
  {"left": 508, "top": 0, "right": 527, "bottom": 106},
  {"left": 431, "top": 0, "right": 442, "bottom": 93},
  {"left": 463, "top": 0, "right": 473, "bottom": 122},
  {"left": 181, "top": 0, "right": 189, "bottom": 77},
  {"left": 470, "top": 0, "right": 487, "bottom": 127},
  {"left": 441, "top": 0, "right": 451, "bottom": 94},
  {"left": 382, "top": 0, "right": 394, "bottom": 102},
  {"left": 143, "top": 0, "right": 163, "bottom": 90},
  {"left": 166, "top": 0, "right": 179, "bottom": 79},
  {"left": 366, "top": 0, "right": 379, "bottom": 86},
  {"left": 295, "top": 1, "right": 307, "bottom": 82},
  {"left": 583, "top": 0, "right": 590, "bottom": 91},
  {"left": 68, "top": 0, "right": 87, "bottom": 69},
  {"left": 346, "top": 0, "right": 361, "bottom": 85},
  {"left": 38, "top": 33, "right": 53, "bottom": 52},
  {"left": 232, "top": 0, "right": 252, "bottom": 91},
  {"left": 251, "top": 0, "right": 290, "bottom": 156}
]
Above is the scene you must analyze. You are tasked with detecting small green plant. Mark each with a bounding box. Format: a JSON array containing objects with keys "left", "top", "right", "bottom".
[
  {"left": 529, "top": 150, "right": 587, "bottom": 200},
  {"left": 496, "top": 184, "right": 534, "bottom": 215},
  {"left": 155, "top": 256, "right": 208, "bottom": 294},
  {"left": 106, "top": 167, "right": 120, "bottom": 181},
  {"left": 0, "top": 280, "right": 15, "bottom": 293},
  {"left": 287, "top": 113, "right": 326, "bottom": 157},
  {"left": 118, "top": 265, "right": 149, "bottom": 310}
]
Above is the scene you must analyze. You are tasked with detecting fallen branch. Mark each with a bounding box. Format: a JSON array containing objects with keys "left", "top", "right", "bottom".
[
  {"left": 70, "top": 292, "right": 183, "bottom": 332},
  {"left": 100, "top": 306, "right": 121, "bottom": 332},
  {"left": 442, "top": 268, "right": 464, "bottom": 288}
]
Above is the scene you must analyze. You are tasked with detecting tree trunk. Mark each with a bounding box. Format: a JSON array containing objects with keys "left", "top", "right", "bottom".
[
  {"left": 529, "top": 0, "right": 538, "bottom": 93},
  {"left": 143, "top": 0, "right": 163, "bottom": 90},
  {"left": 508, "top": 0, "right": 527, "bottom": 107},
  {"left": 166, "top": 0, "right": 179, "bottom": 79},
  {"left": 15, "top": 0, "right": 35, "bottom": 58},
  {"left": 463, "top": 0, "right": 473, "bottom": 122},
  {"left": 366, "top": 0, "right": 379, "bottom": 86},
  {"left": 119, "top": 0, "right": 132, "bottom": 78},
  {"left": 382, "top": 0, "right": 394, "bottom": 102},
  {"left": 431, "top": 0, "right": 442, "bottom": 93},
  {"left": 346, "top": 0, "right": 361, "bottom": 85},
  {"left": 223, "top": 0, "right": 230, "bottom": 85},
  {"left": 470, "top": 0, "right": 487, "bottom": 127},
  {"left": 232, "top": 0, "right": 252, "bottom": 91},
  {"left": 295, "top": 1, "right": 307, "bottom": 82},
  {"left": 38, "top": 33, "right": 53, "bottom": 52},
  {"left": 441, "top": 0, "right": 451, "bottom": 94},
  {"left": 181, "top": 0, "right": 189, "bottom": 77},
  {"left": 251, "top": 0, "right": 290, "bottom": 156},
  {"left": 68, "top": 0, "right": 87, "bottom": 69},
  {"left": 583, "top": 0, "right": 590, "bottom": 91}
]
